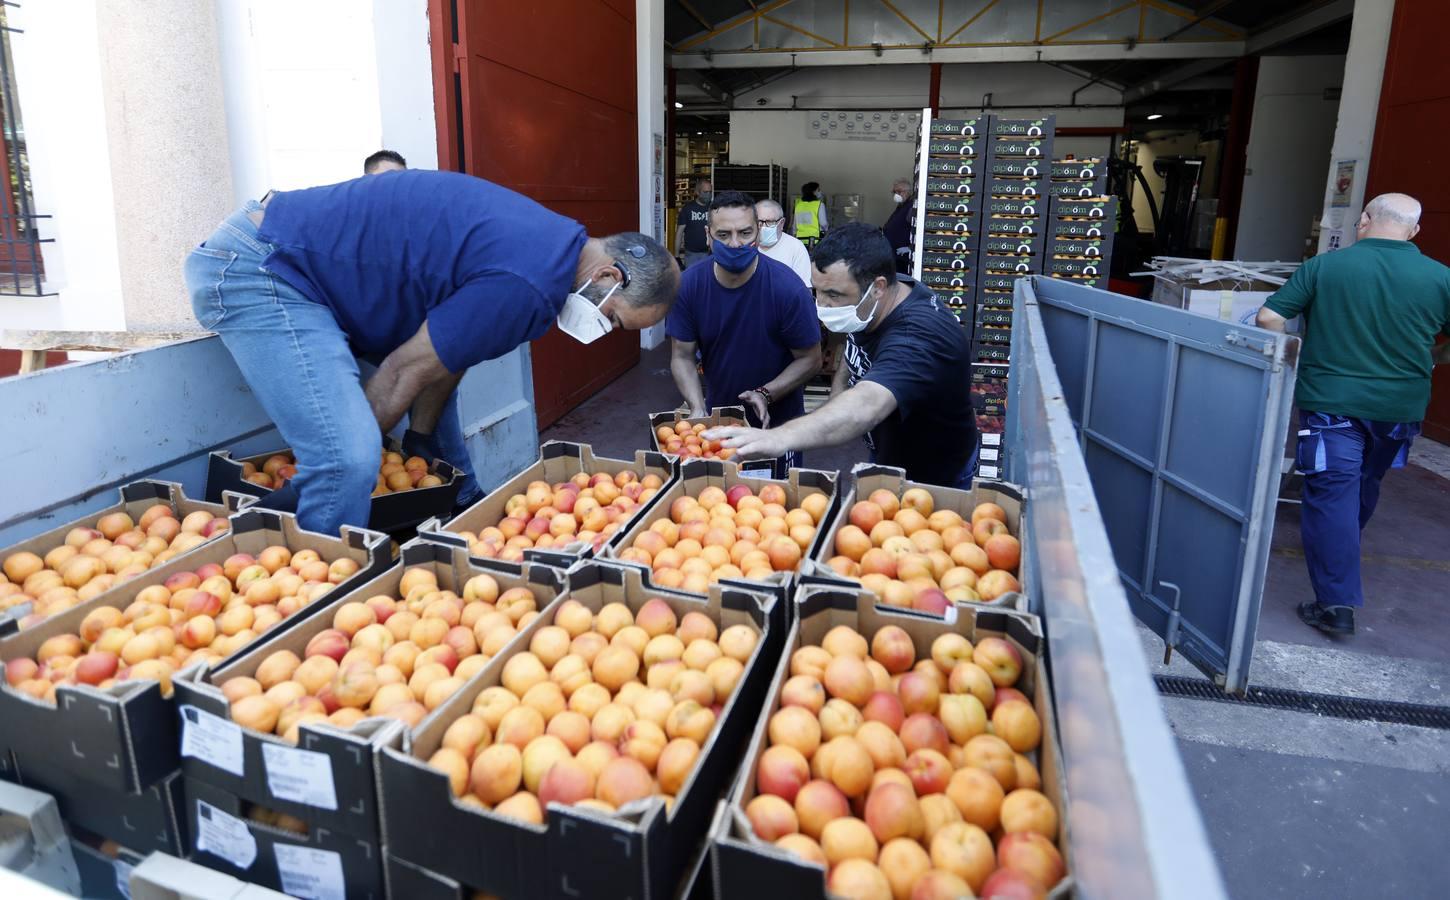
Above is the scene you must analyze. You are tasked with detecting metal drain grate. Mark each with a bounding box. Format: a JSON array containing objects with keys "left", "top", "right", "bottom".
[{"left": 1155, "top": 675, "right": 1450, "bottom": 731}]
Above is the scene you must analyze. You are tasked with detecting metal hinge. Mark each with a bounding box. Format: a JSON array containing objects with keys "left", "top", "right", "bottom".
[
  {"left": 1159, "top": 581, "right": 1183, "bottom": 665},
  {"left": 1225, "top": 330, "right": 1278, "bottom": 356}
]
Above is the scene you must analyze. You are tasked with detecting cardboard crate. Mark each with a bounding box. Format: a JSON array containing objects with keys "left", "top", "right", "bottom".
[
  {"left": 1051, "top": 158, "right": 1104, "bottom": 180},
  {"left": 926, "top": 137, "right": 983, "bottom": 158},
  {"left": 986, "top": 175, "right": 1048, "bottom": 198},
  {"left": 923, "top": 158, "right": 979, "bottom": 177},
  {"left": 920, "top": 195, "right": 981, "bottom": 217},
  {"left": 988, "top": 136, "right": 1052, "bottom": 159},
  {"left": 989, "top": 159, "right": 1047, "bottom": 179},
  {"left": 917, "top": 213, "right": 979, "bottom": 237},
  {"left": 928, "top": 116, "right": 988, "bottom": 137},
  {"left": 648, "top": 406, "right": 747, "bottom": 450},
  {"left": 978, "top": 440, "right": 1006, "bottom": 480},
  {"left": 0, "top": 480, "right": 229, "bottom": 637},
  {"left": 1050, "top": 217, "right": 1110, "bottom": 239},
  {"left": 127, "top": 851, "right": 293, "bottom": 900},
  {"left": 974, "top": 341, "right": 1012, "bottom": 364},
  {"left": 17, "top": 758, "right": 187, "bottom": 855},
  {"left": 603, "top": 458, "right": 840, "bottom": 603},
  {"left": 976, "top": 306, "right": 1013, "bottom": 329},
  {"left": 919, "top": 249, "right": 974, "bottom": 271},
  {"left": 990, "top": 117, "right": 1051, "bottom": 137},
  {"left": 184, "top": 777, "right": 384, "bottom": 900},
  {"left": 1047, "top": 179, "right": 1104, "bottom": 199},
  {"left": 1047, "top": 257, "right": 1105, "bottom": 278},
  {"left": 806, "top": 462, "right": 1027, "bottom": 610},
  {"left": 0, "top": 779, "right": 80, "bottom": 894},
  {"left": 920, "top": 268, "right": 975, "bottom": 292},
  {"left": 922, "top": 175, "right": 978, "bottom": 195},
  {"left": 935, "top": 289, "right": 974, "bottom": 310},
  {"left": 71, "top": 833, "right": 146, "bottom": 900},
  {"left": 709, "top": 584, "right": 1068, "bottom": 900},
  {"left": 0, "top": 509, "right": 388, "bottom": 795},
  {"left": 1046, "top": 273, "right": 1108, "bottom": 290},
  {"left": 982, "top": 217, "right": 1042, "bottom": 239},
  {"left": 174, "top": 541, "right": 567, "bottom": 841},
  {"left": 981, "top": 253, "right": 1039, "bottom": 276},
  {"left": 981, "top": 234, "right": 1046, "bottom": 257},
  {"left": 205, "top": 441, "right": 462, "bottom": 536},
  {"left": 376, "top": 560, "right": 781, "bottom": 900},
  {"left": 985, "top": 197, "right": 1045, "bottom": 219},
  {"left": 919, "top": 232, "right": 977, "bottom": 253},
  {"left": 416, "top": 441, "right": 676, "bottom": 570},
  {"left": 1049, "top": 235, "right": 1113, "bottom": 258},
  {"left": 1049, "top": 196, "right": 1114, "bottom": 219}
]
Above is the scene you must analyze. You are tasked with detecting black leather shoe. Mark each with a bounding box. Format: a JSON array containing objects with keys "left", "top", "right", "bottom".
[{"left": 1297, "top": 601, "right": 1355, "bottom": 635}]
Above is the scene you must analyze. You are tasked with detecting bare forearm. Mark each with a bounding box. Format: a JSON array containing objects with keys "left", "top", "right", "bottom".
[
  {"left": 365, "top": 363, "right": 430, "bottom": 434},
  {"left": 774, "top": 388, "right": 887, "bottom": 452},
  {"left": 671, "top": 356, "right": 707, "bottom": 414},
  {"left": 830, "top": 360, "right": 850, "bottom": 397},
  {"left": 763, "top": 351, "right": 822, "bottom": 398},
  {"left": 1255, "top": 306, "right": 1288, "bottom": 333},
  {"left": 408, "top": 372, "right": 464, "bottom": 434}
]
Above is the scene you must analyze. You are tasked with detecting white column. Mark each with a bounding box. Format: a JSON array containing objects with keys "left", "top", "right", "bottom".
[
  {"left": 1315, "top": 0, "right": 1396, "bottom": 254},
  {"left": 637, "top": 0, "right": 668, "bottom": 350}
]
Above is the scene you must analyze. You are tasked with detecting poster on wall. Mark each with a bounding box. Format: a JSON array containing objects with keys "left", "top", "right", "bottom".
[
  {"left": 806, "top": 110, "right": 921, "bottom": 142},
  {"left": 1330, "top": 160, "right": 1355, "bottom": 208},
  {"left": 652, "top": 133, "right": 665, "bottom": 242}
]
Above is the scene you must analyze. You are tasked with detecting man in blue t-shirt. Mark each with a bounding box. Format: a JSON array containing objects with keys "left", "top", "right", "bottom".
[
  {"left": 183, "top": 170, "right": 678, "bottom": 535},
  {"left": 666, "top": 190, "right": 823, "bottom": 472},
  {"left": 706, "top": 223, "right": 978, "bottom": 487}
]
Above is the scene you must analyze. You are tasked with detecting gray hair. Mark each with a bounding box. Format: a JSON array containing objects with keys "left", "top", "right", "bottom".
[
  {"left": 755, "top": 198, "right": 784, "bottom": 219},
  {"left": 892, "top": 176, "right": 912, "bottom": 190},
  {"left": 1365, "top": 193, "right": 1421, "bottom": 227},
  {"left": 603, "top": 232, "right": 679, "bottom": 309}
]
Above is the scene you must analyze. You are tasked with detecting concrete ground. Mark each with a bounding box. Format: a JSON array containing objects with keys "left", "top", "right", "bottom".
[{"left": 543, "top": 348, "right": 1450, "bottom": 899}]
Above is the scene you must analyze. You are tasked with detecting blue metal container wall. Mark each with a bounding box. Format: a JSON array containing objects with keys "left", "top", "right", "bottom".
[{"left": 1007, "top": 281, "right": 1228, "bottom": 900}]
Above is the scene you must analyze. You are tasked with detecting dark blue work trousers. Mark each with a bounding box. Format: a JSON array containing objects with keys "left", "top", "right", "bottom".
[{"left": 1295, "top": 412, "right": 1420, "bottom": 608}]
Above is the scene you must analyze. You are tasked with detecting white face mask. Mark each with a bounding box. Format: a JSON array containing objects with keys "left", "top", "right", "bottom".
[
  {"left": 760, "top": 224, "right": 781, "bottom": 247},
  {"left": 557, "top": 277, "right": 619, "bottom": 344},
  {"left": 893, "top": 193, "right": 906, "bottom": 204},
  {"left": 817, "top": 283, "right": 879, "bottom": 334}
]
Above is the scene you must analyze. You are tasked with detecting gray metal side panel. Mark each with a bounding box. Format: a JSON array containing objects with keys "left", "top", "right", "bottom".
[
  {"left": 1024, "top": 277, "right": 1295, "bottom": 693},
  {"left": 1007, "top": 282, "right": 1228, "bottom": 900}
]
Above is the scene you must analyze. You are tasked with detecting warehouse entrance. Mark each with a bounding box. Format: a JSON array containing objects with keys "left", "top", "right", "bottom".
[{"left": 428, "top": 0, "right": 642, "bottom": 430}]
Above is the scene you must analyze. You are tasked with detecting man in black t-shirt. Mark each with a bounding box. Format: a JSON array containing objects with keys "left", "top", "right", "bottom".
[
  {"left": 706, "top": 224, "right": 978, "bottom": 486},
  {"left": 674, "top": 177, "right": 713, "bottom": 269}
]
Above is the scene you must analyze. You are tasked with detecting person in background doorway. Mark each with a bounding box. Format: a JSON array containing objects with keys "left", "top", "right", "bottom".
[
  {"left": 706, "top": 223, "right": 978, "bottom": 486},
  {"left": 668, "top": 190, "right": 822, "bottom": 473},
  {"left": 1256, "top": 192, "right": 1450, "bottom": 636},
  {"left": 882, "top": 175, "right": 915, "bottom": 274},
  {"left": 675, "top": 177, "right": 713, "bottom": 269},
  {"left": 756, "top": 198, "right": 813, "bottom": 287},
  {"left": 186, "top": 170, "right": 678, "bottom": 536},
  {"left": 364, "top": 149, "right": 407, "bottom": 174},
  {"left": 793, "top": 181, "right": 828, "bottom": 248}
]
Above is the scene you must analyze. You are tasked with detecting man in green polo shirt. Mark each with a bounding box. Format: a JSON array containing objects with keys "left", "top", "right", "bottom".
[{"left": 1257, "top": 193, "right": 1450, "bottom": 635}]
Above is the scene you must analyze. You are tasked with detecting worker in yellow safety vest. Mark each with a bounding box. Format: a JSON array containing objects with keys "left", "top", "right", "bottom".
[{"left": 793, "top": 182, "right": 828, "bottom": 247}]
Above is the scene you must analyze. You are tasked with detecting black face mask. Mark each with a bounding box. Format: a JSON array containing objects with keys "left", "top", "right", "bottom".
[{"left": 699, "top": 192, "right": 713, "bottom": 204}]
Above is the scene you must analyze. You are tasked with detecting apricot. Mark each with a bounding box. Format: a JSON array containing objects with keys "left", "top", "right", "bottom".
[
  {"left": 231, "top": 694, "right": 280, "bottom": 733},
  {"left": 963, "top": 734, "right": 1017, "bottom": 791},
  {"left": 596, "top": 756, "right": 654, "bottom": 808},
  {"left": 819, "top": 698, "right": 863, "bottom": 741},
  {"left": 946, "top": 766, "right": 1004, "bottom": 832},
  {"left": 496, "top": 705, "right": 546, "bottom": 749},
  {"left": 793, "top": 778, "right": 850, "bottom": 840},
  {"left": 767, "top": 705, "right": 822, "bottom": 758},
  {"left": 1000, "top": 788, "right": 1058, "bottom": 839},
  {"left": 820, "top": 816, "right": 878, "bottom": 867},
  {"left": 930, "top": 822, "right": 995, "bottom": 892},
  {"left": 757, "top": 744, "right": 810, "bottom": 802}
]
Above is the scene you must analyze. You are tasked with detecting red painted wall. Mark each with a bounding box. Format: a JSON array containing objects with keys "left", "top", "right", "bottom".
[
  {"left": 1365, "top": 0, "right": 1450, "bottom": 443},
  {"left": 430, "top": 0, "right": 642, "bottom": 430}
]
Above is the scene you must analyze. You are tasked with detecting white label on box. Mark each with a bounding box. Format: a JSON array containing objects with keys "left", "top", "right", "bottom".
[
  {"left": 195, "top": 800, "right": 257, "bottom": 869},
  {"left": 980, "top": 465, "right": 1001, "bottom": 479},
  {"left": 180, "top": 705, "right": 245, "bottom": 776},
  {"left": 262, "top": 742, "right": 338, "bottom": 810},
  {"left": 737, "top": 465, "right": 774, "bottom": 480},
  {"left": 114, "top": 860, "right": 133, "bottom": 899},
  {"left": 275, "top": 845, "right": 345, "bottom": 900}
]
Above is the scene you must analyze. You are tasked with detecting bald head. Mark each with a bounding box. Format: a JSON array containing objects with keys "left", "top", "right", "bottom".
[{"left": 1359, "top": 193, "right": 1422, "bottom": 241}]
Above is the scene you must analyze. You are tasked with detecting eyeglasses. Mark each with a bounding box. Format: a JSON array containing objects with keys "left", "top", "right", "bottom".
[
  {"left": 613, "top": 245, "right": 646, "bottom": 289},
  {"left": 758, "top": 217, "right": 785, "bottom": 227}
]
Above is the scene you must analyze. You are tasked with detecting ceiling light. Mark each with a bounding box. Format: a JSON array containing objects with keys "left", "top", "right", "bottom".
[
  {"left": 1147, "top": 113, "right": 1163, "bottom": 121},
  {"left": 674, "top": 101, "right": 683, "bottom": 109}
]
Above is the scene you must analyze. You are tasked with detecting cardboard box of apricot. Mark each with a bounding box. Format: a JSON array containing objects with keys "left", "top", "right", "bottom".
[
  {"left": 173, "top": 539, "right": 567, "bottom": 843},
  {"left": 602, "top": 457, "right": 840, "bottom": 615},
  {"left": 14, "top": 757, "right": 187, "bottom": 856},
  {"left": 376, "top": 560, "right": 781, "bottom": 900},
  {"left": 417, "top": 441, "right": 677, "bottom": 571},
  {"left": 808, "top": 464, "right": 1028, "bottom": 613},
  {"left": 205, "top": 443, "right": 462, "bottom": 535},
  {"left": 0, "top": 507, "right": 389, "bottom": 795},
  {"left": 648, "top": 405, "right": 748, "bottom": 461},
  {"left": 710, "top": 582, "right": 1069, "bottom": 900},
  {"left": 0, "top": 480, "right": 231, "bottom": 638}
]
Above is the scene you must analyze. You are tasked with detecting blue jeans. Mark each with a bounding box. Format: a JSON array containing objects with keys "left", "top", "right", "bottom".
[
  {"left": 1296, "top": 412, "right": 1419, "bottom": 608},
  {"left": 183, "top": 203, "right": 480, "bottom": 534}
]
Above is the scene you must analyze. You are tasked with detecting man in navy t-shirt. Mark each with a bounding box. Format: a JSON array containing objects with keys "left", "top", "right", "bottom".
[
  {"left": 183, "top": 170, "right": 678, "bottom": 535},
  {"left": 666, "top": 190, "right": 823, "bottom": 472},
  {"left": 706, "top": 223, "right": 978, "bottom": 487}
]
